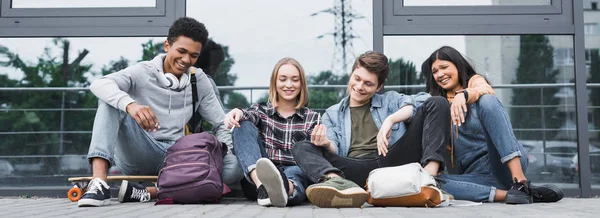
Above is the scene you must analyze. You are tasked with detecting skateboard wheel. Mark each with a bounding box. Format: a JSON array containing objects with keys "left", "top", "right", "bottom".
[{"left": 68, "top": 187, "right": 83, "bottom": 202}]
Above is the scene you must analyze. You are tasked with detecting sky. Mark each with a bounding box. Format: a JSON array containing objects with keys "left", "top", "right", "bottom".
[{"left": 0, "top": 0, "right": 483, "bottom": 101}]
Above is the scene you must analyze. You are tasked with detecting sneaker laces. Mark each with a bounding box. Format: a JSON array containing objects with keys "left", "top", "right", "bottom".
[
  {"left": 510, "top": 177, "right": 531, "bottom": 195},
  {"left": 86, "top": 178, "right": 109, "bottom": 195},
  {"left": 130, "top": 188, "right": 150, "bottom": 202}
]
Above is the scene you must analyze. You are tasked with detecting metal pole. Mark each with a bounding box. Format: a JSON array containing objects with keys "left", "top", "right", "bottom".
[
  {"left": 573, "top": 0, "right": 592, "bottom": 197},
  {"left": 541, "top": 88, "right": 548, "bottom": 174},
  {"left": 59, "top": 91, "right": 65, "bottom": 156}
]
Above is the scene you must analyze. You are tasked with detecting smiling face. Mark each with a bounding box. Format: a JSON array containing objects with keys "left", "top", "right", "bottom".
[
  {"left": 163, "top": 36, "right": 202, "bottom": 76},
  {"left": 348, "top": 67, "right": 381, "bottom": 107},
  {"left": 431, "top": 59, "right": 462, "bottom": 92},
  {"left": 275, "top": 64, "right": 302, "bottom": 104}
]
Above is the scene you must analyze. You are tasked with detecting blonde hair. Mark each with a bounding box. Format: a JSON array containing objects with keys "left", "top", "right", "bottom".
[{"left": 268, "top": 57, "right": 309, "bottom": 109}]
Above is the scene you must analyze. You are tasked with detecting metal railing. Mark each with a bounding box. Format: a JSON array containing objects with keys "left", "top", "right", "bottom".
[{"left": 0, "top": 83, "right": 599, "bottom": 182}]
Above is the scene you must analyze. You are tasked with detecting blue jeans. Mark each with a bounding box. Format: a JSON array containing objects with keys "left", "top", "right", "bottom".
[
  {"left": 87, "top": 100, "right": 242, "bottom": 186},
  {"left": 233, "top": 121, "right": 309, "bottom": 206},
  {"left": 439, "top": 95, "right": 528, "bottom": 202}
]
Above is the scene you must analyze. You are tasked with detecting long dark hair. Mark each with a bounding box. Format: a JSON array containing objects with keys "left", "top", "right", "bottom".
[{"left": 421, "top": 46, "right": 478, "bottom": 97}]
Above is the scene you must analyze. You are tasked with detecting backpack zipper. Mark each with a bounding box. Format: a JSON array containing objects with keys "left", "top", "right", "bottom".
[
  {"left": 160, "top": 162, "right": 209, "bottom": 171},
  {"left": 164, "top": 149, "right": 209, "bottom": 160}
]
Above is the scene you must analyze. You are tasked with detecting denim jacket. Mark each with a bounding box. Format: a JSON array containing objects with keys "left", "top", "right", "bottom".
[{"left": 322, "top": 91, "right": 430, "bottom": 156}]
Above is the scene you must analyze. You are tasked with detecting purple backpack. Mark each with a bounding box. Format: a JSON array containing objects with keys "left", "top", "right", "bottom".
[{"left": 157, "top": 132, "right": 230, "bottom": 204}]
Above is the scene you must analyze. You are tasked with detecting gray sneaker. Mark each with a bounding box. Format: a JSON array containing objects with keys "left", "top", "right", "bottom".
[{"left": 306, "top": 176, "right": 368, "bottom": 208}]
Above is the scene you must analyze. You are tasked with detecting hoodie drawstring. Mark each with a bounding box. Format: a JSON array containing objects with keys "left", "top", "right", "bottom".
[{"left": 168, "top": 92, "right": 172, "bottom": 114}]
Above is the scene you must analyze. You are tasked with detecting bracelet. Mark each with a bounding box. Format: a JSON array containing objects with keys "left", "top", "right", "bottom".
[{"left": 456, "top": 90, "right": 469, "bottom": 102}]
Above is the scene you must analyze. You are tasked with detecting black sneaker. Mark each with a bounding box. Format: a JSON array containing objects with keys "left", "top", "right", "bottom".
[
  {"left": 505, "top": 178, "right": 533, "bottom": 204},
  {"left": 256, "top": 185, "right": 271, "bottom": 206},
  {"left": 531, "top": 184, "right": 564, "bottom": 203},
  {"left": 256, "top": 158, "right": 290, "bottom": 207},
  {"left": 78, "top": 178, "right": 111, "bottom": 207},
  {"left": 118, "top": 180, "right": 151, "bottom": 203}
]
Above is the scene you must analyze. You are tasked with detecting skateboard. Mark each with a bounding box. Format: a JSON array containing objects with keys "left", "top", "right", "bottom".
[{"left": 67, "top": 175, "right": 157, "bottom": 202}]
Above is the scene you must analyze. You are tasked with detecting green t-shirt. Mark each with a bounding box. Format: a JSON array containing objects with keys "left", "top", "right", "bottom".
[{"left": 348, "top": 103, "right": 378, "bottom": 158}]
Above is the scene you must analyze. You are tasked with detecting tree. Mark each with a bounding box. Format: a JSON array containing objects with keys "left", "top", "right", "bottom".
[
  {"left": 589, "top": 49, "right": 600, "bottom": 140},
  {"left": 0, "top": 39, "right": 96, "bottom": 174},
  {"left": 511, "top": 35, "right": 561, "bottom": 140},
  {"left": 140, "top": 39, "right": 164, "bottom": 62},
  {"left": 101, "top": 56, "right": 129, "bottom": 76},
  {"left": 307, "top": 71, "right": 349, "bottom": 113},
  {"left": 385, "top": 58, "right": 424, "bottom": 95},
  {"left": 209, "top": 45, "right": 249, "bottom": 109}
]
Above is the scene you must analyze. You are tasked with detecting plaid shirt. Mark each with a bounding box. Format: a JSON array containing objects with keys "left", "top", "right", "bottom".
[{"left": 240, "top": 102, "right": 319, "bottom": 165}]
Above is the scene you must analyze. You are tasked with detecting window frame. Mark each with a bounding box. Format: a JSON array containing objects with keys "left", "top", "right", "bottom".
[{"left": 0, "top": 0, "right": 185, "bottom": 37}]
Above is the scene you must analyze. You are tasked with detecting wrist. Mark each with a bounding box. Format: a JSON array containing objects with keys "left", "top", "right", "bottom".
[
  {"left": 126, "top": 102, "right": 137, "bottom": 113},
  {"left": 456, "top": 89, "right": 469, "bottom": 101}
]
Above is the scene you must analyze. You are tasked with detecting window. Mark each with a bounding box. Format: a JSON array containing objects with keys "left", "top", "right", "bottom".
[
  {"left": 403, "top": 0, "right": 552, "bottom": 6},
  {"left": 584, "top": 23, "right": 599, "bottom": 35},
  {"left": 554, "top": 48, "right": 574, "bottom": 67},
  {"left": 585, "top": 49, "right": 597, "bottom": 65},
  {"left": 0, "top": 0, "right": 185, "bottom": 37},
  {"left": 10, "top": 0, "right": 156, "bottom": 8}
]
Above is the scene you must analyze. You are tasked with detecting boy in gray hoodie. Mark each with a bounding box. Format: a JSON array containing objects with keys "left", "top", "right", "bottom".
[{"left": 78, "top": 17, "right": 242, "bottom": 207}]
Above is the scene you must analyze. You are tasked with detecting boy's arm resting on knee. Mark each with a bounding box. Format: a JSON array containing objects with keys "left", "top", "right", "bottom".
[
  {"left": 90, "top": 78, "right": 134, "bottom": 112},
  {"left": 388, "top": 91, "right": 429, "bottom": 124},
  {"left": 90, "top": 64, "right": 141, "bottom": 111},
  {"left": 385, "top": 105, "right": 414, "bottom": 124}
]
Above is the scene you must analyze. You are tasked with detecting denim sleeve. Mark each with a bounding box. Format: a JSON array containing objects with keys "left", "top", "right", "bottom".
[
  {"left": 385, "top": 91, "right": 412, "bottom": 111},
  {"left": 321, "top": 111, "right": 339, "bottom": 154},
  {"left": 407, "top": 92, "right": 431, "bottom": 123}
]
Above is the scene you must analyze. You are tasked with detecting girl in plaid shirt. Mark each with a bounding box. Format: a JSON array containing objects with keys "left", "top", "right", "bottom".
[{"left": 224, "top": 57, "right": 319, "bottom": 207}]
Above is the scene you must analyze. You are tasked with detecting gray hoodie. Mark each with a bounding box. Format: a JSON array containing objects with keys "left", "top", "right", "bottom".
[{"left": 90, "top": 54, "right": 233, "bottom": 151}]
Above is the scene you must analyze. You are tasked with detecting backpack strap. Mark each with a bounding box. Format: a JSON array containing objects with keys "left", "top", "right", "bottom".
[{"left": 186, "top": 68, "right": 200, "bottom": 134}]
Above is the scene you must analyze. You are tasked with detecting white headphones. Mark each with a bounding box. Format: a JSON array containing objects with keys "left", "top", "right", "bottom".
[{"left": 162, "top": 72, "right": 191, "bottom": 91}]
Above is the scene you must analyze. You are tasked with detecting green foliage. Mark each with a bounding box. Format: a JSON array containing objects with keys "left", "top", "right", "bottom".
[
  {"left": 305, "top": 70, "right": 349, "bottom": 113},
  {"left": 101, "top": 56, "right": 130, "bottom": 76},
  {"left": 140, "top": 39, "right": 164, "bottom": 62},
  {"left": 210, "top": 45, "right": 249, "bottom": 109},
  {"left": 510, "top": 35, "right": 561, "bottom": 140},
  {"left": 385, "top": 58, "right": 424, "bottom": 94},
  {"left": 0, "top": 39, "right": 97, "bottom": 174}
]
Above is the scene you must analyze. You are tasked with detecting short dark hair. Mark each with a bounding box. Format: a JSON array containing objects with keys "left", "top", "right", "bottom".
[
  {"left": 421, "top": 46, "right": 478, "bottom": 97},
  {"left": 352, "top": 51, "right": 389, "bottom": 87},
  {"left": 167, "top": 17, "right": 209, "bottom": 46}
]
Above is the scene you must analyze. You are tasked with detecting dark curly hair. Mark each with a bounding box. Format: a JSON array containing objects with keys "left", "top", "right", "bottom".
[{"left": 167, "top": 17, "right": 209, "bottom": 46}]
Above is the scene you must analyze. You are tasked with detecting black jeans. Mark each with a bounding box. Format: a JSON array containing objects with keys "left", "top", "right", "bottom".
[{"left": 292, "top": 96, "right": 450, "bottom": 188}]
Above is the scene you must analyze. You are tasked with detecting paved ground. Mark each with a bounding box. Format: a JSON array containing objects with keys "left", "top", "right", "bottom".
[{"left": 0, "top": 197, "right": 597, "bottom": 218}]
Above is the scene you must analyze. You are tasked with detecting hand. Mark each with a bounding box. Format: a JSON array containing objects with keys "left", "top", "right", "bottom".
[
  {"left": 451, "top": 93, "right": 468, "bottom": 126},
  {"left": 377, "top": 118, "right": 394, "bottom": 157},
  {"left": 126, "top": 102, "right": 159, "bottom": 132},
  {"left": 311, "top": 124, "right": 331, "bottom": 148},
  {"left": 225, "top": 108, "right": 243, "bottom": 128}
]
